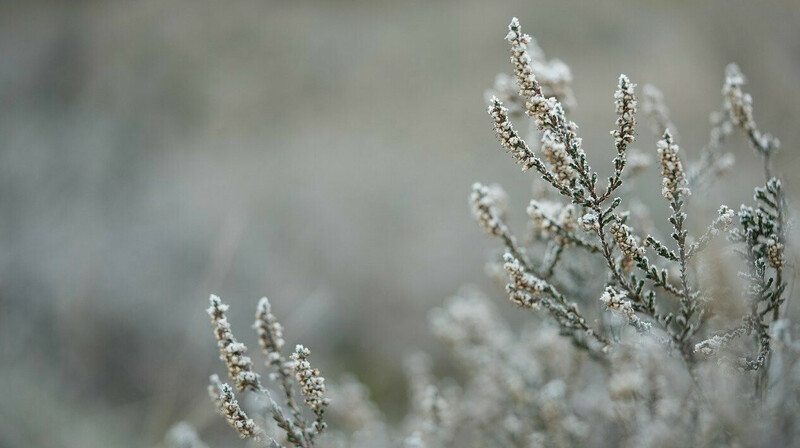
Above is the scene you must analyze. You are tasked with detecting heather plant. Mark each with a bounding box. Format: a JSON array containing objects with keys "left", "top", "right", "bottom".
[
  {"left": 204, "top": 294, "right": 330, "bottom": 447},
  {"left": 174, "top": 17, "right": 797, "bottom": 448},
  {"left": 468, "top": 18, "right": 793, "bottom": 446}
]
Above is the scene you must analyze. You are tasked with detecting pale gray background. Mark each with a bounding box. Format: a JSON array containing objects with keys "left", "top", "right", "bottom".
[{"left": 1, "top": 1, "right": 799, "bottom": 446}]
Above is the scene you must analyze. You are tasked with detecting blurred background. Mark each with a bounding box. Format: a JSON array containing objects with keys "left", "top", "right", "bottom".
[{"left": 1, "top": 0, "right": 799, "bottom": 446}]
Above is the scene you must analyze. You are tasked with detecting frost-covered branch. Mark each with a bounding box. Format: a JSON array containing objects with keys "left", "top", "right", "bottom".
[{"left": 206, "top": 295, "right": 327, "bottom": 447}]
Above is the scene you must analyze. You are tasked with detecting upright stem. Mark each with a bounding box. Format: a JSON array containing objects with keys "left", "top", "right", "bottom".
[
  {"left": 674, "top": 198, "right": 695, "bottom": 364},
  {"left": 756, "top": 149, "right": 785, "bottom": 401}
]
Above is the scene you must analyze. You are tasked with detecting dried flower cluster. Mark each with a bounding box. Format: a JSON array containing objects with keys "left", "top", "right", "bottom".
[
  {"left": 218, "top": 381, "right": 261, "bottom": 438},
  {"left": 610, "top": 222, "right": 645, "bottom": 260},
  {"left": 468, "top": 17, "right": 793, "bottom": 446},
  {"left": 456, "top": 16, "right": 798, "bottom": 447},
  {"left": 723, "top": 64, "right": 780, "bottom": 155},
  {"left": 600, "top": 286, "right": 651, "bottom": 333},
  {"left": 205, "top": 295, "right": 329, "bottom": 447},
  {"left": 656, "top": 130, "right": 689, "bottom": 201},
  {"left": 173, "top": 16, "right": 796, "bottom": 448},
  {"left": 469, "top": 182, "right": 510, "bottom": 239},
  {"left": 208, "top": 295, "right": 262, "bottom": 392},
  {"left": 527, "top": 199, "right": 578, "bottom": 246},
  {"left": 292, "top": 345, "right": 330, "bottom": 432}
]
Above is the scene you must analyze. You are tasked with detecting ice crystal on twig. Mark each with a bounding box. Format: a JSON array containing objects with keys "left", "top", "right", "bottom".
[
  {"left": 606, "top": 74, "right": 637, "bottom": 196},
  {"left": 206, "top": 296, "right": 328, "bottom": 447},
  {"left": 600, "top": 287, "right": 650, "bottom": 333},
  {"left": 610, "top": 222, "right": 645, "bottom": 260},
  {"left": 540, "top": 130, "right": 575, "bottom": 187},
  {"left": 208, "top": 295, "right": 262, "bottom": 392},
  {"left": 723, "top": 64, "right": 780, "bottom": 156},
  {"left": 470, "top": 182, "right": 510, "bottom": 238},
  {"left": 217, "top": 382, "right": 261, "bottom": 439},
  {"left": 656, "top": 130, "right": 689, "bottom": 202},
  {"left": 292, "top": 345, "right": 330, "bottom": 433}
]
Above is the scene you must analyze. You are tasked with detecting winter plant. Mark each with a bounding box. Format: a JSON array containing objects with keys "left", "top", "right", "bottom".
[{"left": 170, "top": 17, "right": 796, "bottom": 448}]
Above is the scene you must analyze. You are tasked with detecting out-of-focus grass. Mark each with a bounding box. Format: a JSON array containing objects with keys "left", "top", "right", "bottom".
[{"left": 1, "top": 0, "right": 798, "bottom": 446}]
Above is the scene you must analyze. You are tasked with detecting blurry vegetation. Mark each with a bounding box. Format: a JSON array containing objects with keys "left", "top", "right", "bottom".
[{"left": 1, "top": 1, "right": 799, "bottom": 447}]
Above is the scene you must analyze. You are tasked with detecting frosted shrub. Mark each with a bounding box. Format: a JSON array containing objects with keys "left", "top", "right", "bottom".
[
  {"left": 469, "top": 17, "right": 793, "bottom": 446},
  {"left": 175, "top": 17, "right": 796, "bottom": 448},
  {"left": 205, "top": 295, "right": 330, "bottom": 447}
]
